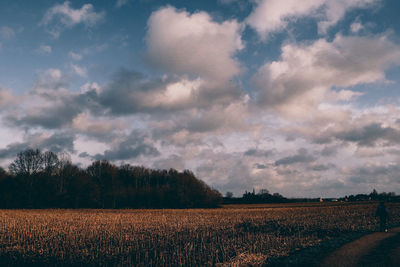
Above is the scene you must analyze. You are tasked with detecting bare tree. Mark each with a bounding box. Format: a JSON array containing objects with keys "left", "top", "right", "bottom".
[
  {"left": 43, "top": 151, "right": 59, "bottom": 176},
  {"left": 56, "top": 152, "right": 72, "bottom": 194},
  {"left": 9, "top": 149, "right": 44, "bottom": 176}
]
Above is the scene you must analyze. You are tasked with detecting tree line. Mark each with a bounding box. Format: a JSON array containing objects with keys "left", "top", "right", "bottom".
[
  {"left": 341, "top": 189, "right": 399, "bottom": 202},
  {"left": 0, "top": 149, "right": 222, "bottom": 209},
  {"left": 223, "top": 189, "right": 289, "bottom": 204},
  {"left": 223, "top": 188, "right": 399, "bottom": 204}
]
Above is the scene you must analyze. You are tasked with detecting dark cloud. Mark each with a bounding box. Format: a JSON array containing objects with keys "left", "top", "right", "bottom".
[
  {"left": 97, "top": 69, "right": 238, "bottom": 116},
  {"left": 8, "top": 68, "right": 243, "bottom": 147},
  {"left": 0, "top": 132, "right": 74, "bottom": 159},
  {"left": 275, "top": 165, "right": 301, "bottom": 176},
  {"left": 185, "top": 115, "right": 224, "bottom": 133},
  {"left": 347, "top": 164, "right": 400, "bottom": 186},
  {"left": 98, "top": 70, "right": 161, "bottom": 115},
  {"left": 311, "top": 123, "right": 400, "bottom": 147},
  {"left": 309, "top": 164, "right": 335, "bottom": 172},
  {"left": 244, "top": 148, "right": 274, "bottom": 157},
  {"left": 320, "top": 146, "right": 338, "bottom": 157},
  {"left": 39, "top": 132, "right": 75, "bottom": 153},
  {"left": 253, "top": 163, "right": 267, "bottom": 169},
  {"left": 6, "top": 85, "right": 102, "bottom": 130},
  {"left": 351, "top": 165, "right": 394, "bottom": 179},
  {"left": 334, "top": 123, "right": 400, "bottom": 147},
  {"left": 97, "top": 69, "right": 242, "bottom": 116},
  {"left": 3, "top": 69, "right": 84, "bottom": 129},
  {"left": 312, "top": 135, "right": 334, "bottom": 145},
  {"left": 94, "top": 131, "right": 159, "bottom": 161},
  {"left": 275, "top": 148, "right": 315, "bottom": 166},
  {"left": 0, "top": 142, "right": 31, "bottom": 159},
  {"left": 79, "top": 152, "right": 90, "bottom": 158},
  {"left": 8, "top": 103, "right": 80, "bottom": 129}
]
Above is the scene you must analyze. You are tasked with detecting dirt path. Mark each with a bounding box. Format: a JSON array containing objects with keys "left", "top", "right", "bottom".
[{"left": 320, "top": 227, "right": 400, "bottom": 267}]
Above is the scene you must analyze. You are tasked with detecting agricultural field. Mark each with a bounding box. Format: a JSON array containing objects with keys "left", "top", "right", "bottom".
[{"left": 0, "top": 202, "right": 399, "bottom": 266}]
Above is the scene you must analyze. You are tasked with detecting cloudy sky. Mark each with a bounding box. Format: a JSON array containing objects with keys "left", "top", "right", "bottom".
[{"left": 1, "top": 0, "right": 400, "bottom": 197}]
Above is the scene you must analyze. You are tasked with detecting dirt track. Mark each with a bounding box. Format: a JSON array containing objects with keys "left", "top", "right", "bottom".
[{"left": 320, "top": 227, "right": 400, "bottom": 267}]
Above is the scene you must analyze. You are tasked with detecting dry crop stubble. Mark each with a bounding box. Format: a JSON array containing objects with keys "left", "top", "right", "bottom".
[{"left": 0, "top": 202, "right": 398, "bottom": 266}]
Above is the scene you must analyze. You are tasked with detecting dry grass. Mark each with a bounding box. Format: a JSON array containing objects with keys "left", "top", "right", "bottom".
[{"left": 0, "top": 202, "right": 398, "bottom": 266}]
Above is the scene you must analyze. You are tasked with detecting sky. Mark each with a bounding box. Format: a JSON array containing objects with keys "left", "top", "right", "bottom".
[{"left": 1, "top": 0, "right": 400, "bottom": 198}]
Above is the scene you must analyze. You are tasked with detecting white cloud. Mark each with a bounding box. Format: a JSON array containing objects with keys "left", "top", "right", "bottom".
[
  {"left": 247, "top": 0, "right": 378, "bottom": 40},
  {"left": 72, "top": 112, "right": 126, "bottom": 136},
  {"left": 115, "top": 0, "right": 129, "bottom": 8},
  {"left": 100, "top": 70, "right": 243, "bottom": 114},
  {"left": 40, "top": 1, "right": 105, "bottom": 37},
  {"left": 136, "top": 77, "right": 202, "bottom": 110},
  {"left": 33, "top": 68, "right": 69, "bottom": 95},
  {"left": 72, "top": 64, "right": 87, "bottom": 77},
  {"left": 252, "top": 33, "right": 400, "bottom": 117},
  {"left": 150, "top": 78, "right": 203, "bottom": 108},
  {"left": 146, "top": 6, "right": 244, "bottom": 82},
  {"left": 39, "top": 69, "right": 62, "bottom": 83},
  {"left": 350, "top": 21, "right": 364, "bottom": 33},
  {"left": 69, "top": 51, "right": 82, "bottom": 61},
  {"left": 80, "top": 82, "right": 101, "bottom": 94},
  {"left": 0, "top": 26, "right": 15, "bottom": 40},
  {"left": 247, "top": 0, "right": 321, "bottom": 40},
  {"left": 318, "top": 0, "right": 377, "bottom": 34},
  {"left": 0, "top": 88, "right": 15, "bottom": 107},
  {"left": 36, "top": 44, "right": 52, "bottom": 54}
]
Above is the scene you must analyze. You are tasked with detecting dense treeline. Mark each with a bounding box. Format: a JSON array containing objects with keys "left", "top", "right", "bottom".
[
  {"left": 223, "top": 188, "right": 400, "bottom": 204},
  {"left": 0, "top": 149, "right": 222, "bottom": 209},
  {"left": 340, "top": 189, "right": 399, "bottom": 202},
  {"left": 223, "top": 189, "right": 289, "bottom": 204}
]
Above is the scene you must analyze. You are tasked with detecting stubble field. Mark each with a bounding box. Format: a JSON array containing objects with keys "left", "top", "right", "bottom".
[{"left": 0, "top": 202, "right": 399, "bottom": 266}]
